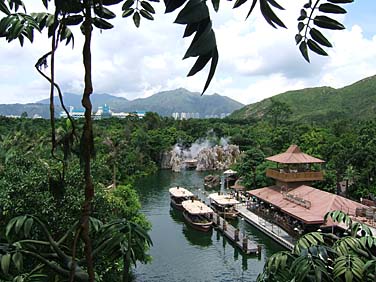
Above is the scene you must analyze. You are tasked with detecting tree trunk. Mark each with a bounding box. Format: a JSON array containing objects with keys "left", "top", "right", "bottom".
[
  {"left": 49, "top": 10, "right": 59, "bottom": 153},
  {"left": 113, "top": 162, "right": 117, "bottom": 188},
  {"left": 80, "top": 1, "right": 95, "bottom": 281},
  {"left": 122, "top": 252, "right": 131, "bottom": 282},
  {"left": 253, "top": 167, "right": 257, "bottom": 189},
  {"left": 335, "top": 172, "right": 341, "bottom": 195}
]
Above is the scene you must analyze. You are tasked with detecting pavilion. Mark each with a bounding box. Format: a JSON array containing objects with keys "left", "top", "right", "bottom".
[{"left": 248, "top": 145, "right": 369, "bottom": 234}]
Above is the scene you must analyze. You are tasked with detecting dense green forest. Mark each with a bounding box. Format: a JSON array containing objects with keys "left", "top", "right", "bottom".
[
  {"left": 1, "top": 0, "right": 375, "bottom": 280},
  {"left": 1, "top": 109, "right": 376, "bottom": 280},
  {"left": 2, "top": 108, "right": 376, "bottom": 280}
]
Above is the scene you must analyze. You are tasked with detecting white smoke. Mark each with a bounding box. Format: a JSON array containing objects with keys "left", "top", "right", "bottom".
[
  {"left": 219, "top": 137, "right": 230, "bottom": 148},
  {"left": 184, "top": 139, "right": 212, "bottom": 158}
]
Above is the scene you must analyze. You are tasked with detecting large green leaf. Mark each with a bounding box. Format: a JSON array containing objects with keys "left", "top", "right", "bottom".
[
  {"left": 140, "top": 1, "right": 155, "bottom": 14},
  {"left": 164, "top": 0, "right": 187, "bottom": 13},
  {"left": 93, "top": 17, "right": 114, "bottom": 29},
  {"left": 23, "top": 217, "right": 34, "bottom": 237},
  {"left": 183, "top": 22, "right": 199, "bottom": 37},
  {"left": 187, "top": 53, "right": 211, "bottom": 76},
  {"left": 94, "top": 5, "right": 116, "bottom": 19},
  {"left": 132, "top": 11, "right": 140, "bottom": 27},
  {"left": 15, "top": 215, "right": 27, "bottom": 235},
  {"left": 183, "top": 21, "right": 215, "bottom": 58},
  {"left": 122, "top": 0, "right": 135, "bottom": 11},
  {"left": 299, "top": 41, "right": 309, "bottom": 62},
  {"left": 122, "top": 8, "right": 134, "bottom": 18},
  {"left": 245, "top": 0, "right": 257, "bottom": 19},
  {"left": 63, "top": 15, "right": 83, "bottom": 26},
  {"left": 319, "top": 3, "right": 347, "bottom": 14},
  {"left": 12, "top": 252, "right": 23, "bottom": 272},
  {"left": 211, "top": 0, "right": 219, "bottom": 12},
  {"left": 0, "top": 1, "right": 10, "bottom": 15},
  {"left": 140, "top": 9, "right": 154, "bottom": 20},
  {"left": 314, "top": 15, "right": 345, "bottom": 30},
  {"left": 1, "top": 253, "right": 11, "bottom": 274},
  {"left": 307, "top": 39, "right": 328, "bottom": 56},
  {"left": 233, "top": 0, "right": 247, "bottom": 9},
  {"left": 266, "top": 0, "right": 284, "bottom": 10},
  {"left": 309, "top": 28, "right": 332, "bottom": 47},
  {"left": 295, "top": 34, "right": 302, "bottom": 45},
  {"left": 202, "top": 48, "right": 218, "bottom": 93},
  {"left": 259, "top": 0, "right": 286, "bottom": 29},
  {"left": 174, "top": 0, "right": 209, "bottom": 25}
]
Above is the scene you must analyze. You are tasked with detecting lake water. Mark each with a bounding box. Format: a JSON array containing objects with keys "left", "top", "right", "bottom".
[{"left": 134, "top": 170, "right": 284, "bottom": 282}]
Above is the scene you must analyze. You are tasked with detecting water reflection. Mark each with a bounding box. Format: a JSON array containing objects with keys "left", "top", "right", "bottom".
[
  {"left": 134, "top": 170, "right": 284, "bottom": 282},
  {"left": 182, "top": 225, "right": 213, "bottom": 248},
  {"left": 169, "top": 208, "right": 184, "bottom": 225}
]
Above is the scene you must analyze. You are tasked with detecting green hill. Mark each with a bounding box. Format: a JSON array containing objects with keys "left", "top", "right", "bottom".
[
  {"left": 230, "top": 75, "right": 376, "bottom": 122},
  {"left": 125, "top": 88, "right": 243, "bottom": 117}
]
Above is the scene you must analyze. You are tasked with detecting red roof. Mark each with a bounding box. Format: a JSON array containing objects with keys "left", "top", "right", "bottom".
[
  {"left": 249, "top": 185, "right": 367, "bottom": 225},
  {"left": 265, "top": 145, "right": 325, "bottom": 164}
]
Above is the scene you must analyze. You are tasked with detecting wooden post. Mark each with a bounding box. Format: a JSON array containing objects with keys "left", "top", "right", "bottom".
[
  {"left": 234, "top": 229, "right": 239, "bottom": 241},
  {"left": 242, "top": 237, "right": 248, "bottom": 251},
  {"left": 217, "top": 215, "right": 220, "bottom": 225},
  {"left": 223, "top": 220, "right": 227, "bottom": 231}
]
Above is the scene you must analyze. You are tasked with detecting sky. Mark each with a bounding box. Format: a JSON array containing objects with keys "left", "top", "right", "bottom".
[{"left": 0, "top": 0, "right": 375, "bottom": 105}]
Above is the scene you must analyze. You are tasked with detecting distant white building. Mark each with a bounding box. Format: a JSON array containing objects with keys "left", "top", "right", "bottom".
[
  {"left": 60, "top": 106, "right": 85, "bottom": 119},
  {"left": 60, "top": 105, "right": 146, "bottom": 119}
]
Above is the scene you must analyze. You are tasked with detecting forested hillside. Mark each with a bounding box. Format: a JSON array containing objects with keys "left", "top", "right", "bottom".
[
  {"left": 231, "top": 75, "right": 376, "bottom": 123},
  {"left": 2, "top": 110, "right": 376, "bottom": 280}
]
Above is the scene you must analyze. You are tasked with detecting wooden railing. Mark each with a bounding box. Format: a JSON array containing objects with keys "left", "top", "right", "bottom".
[
  {"left": 266, "top": 168, "right": 324, "bottom": 182},
  {"left": 282, "top": 192, "right": 311, "bottom": 209}
]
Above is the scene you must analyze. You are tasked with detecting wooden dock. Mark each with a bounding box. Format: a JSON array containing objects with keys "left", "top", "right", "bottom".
[
  {"left": 235, "top": 205, "right": 294, "bottom": 250},
  {"left": 211, "top": 213, "right": 260, "bottom": 255}
]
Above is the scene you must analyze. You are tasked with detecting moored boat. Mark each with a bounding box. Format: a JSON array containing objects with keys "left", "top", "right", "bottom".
[
  {"left": 169, "top": 186, "right": 194, "bottom": 210},
  {"left": 184, "top": 159, "right": 198, "bottom": 169},
  {"left": 208, "top": 193, "right": 240, "bottom": 219},
  {"left": 182, "top": 200, "right": 214, "bottom": 232}
]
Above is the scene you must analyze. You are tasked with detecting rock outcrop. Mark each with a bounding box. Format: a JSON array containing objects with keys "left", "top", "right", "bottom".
[{"left": 163, "top": 143, "right": 240, "bottom": 172}]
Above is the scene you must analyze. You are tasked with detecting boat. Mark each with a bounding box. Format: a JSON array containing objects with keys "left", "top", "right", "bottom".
[
  {"left": 184, "top": 159, "right": 198, "bottom": 169},
  {"left": 208, "top": 193, "right": 240, "bottom": 219},
  {"left": 169, "top": 186, "right": 194, "bottom": 210},
  {"left": 182, "top": 199, "right": 214, "bottom": 232}
]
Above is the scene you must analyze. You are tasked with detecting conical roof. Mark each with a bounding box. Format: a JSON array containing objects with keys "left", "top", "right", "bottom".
[{"left": 265, "top": 145, "right": 325, "bottom": 164}]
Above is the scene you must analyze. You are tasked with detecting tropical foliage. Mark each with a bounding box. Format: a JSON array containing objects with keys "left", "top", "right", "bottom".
[
  {"left": 257, "top": 211, "right": 376, "bottom": 282},
  {"left": 0, "top": 0, "right": 360, "bottom": 281},
  {"left": 0, "top": 214, "right": 151, "bottom": 282}
]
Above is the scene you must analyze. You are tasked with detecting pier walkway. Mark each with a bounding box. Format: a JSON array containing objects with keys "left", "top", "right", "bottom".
[
  {"left": 236, "top": 205, "right": 295, "bottom": 250},
  {"left": 212, "top": 212, "right": 260, "bottom": 255}
]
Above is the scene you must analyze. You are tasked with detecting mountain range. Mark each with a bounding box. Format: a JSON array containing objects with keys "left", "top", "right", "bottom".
[
  {"left": 0, "top": 88, "right": 244, "bottom": 119},
  {"left": 230, "top": 75, "right": 376, "bottom": 123},
  {"left": 2, "top": 75, "right": 376, "bottom": 122}
]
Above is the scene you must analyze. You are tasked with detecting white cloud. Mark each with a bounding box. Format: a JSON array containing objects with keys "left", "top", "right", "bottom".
[{"left": 0, "top": 1, "right": 375, "bottom": 106}]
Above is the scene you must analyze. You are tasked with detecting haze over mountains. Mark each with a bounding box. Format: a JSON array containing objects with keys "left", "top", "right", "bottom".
[{"left": 0, "top": 88, "right": 244, "bottom": 119}]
